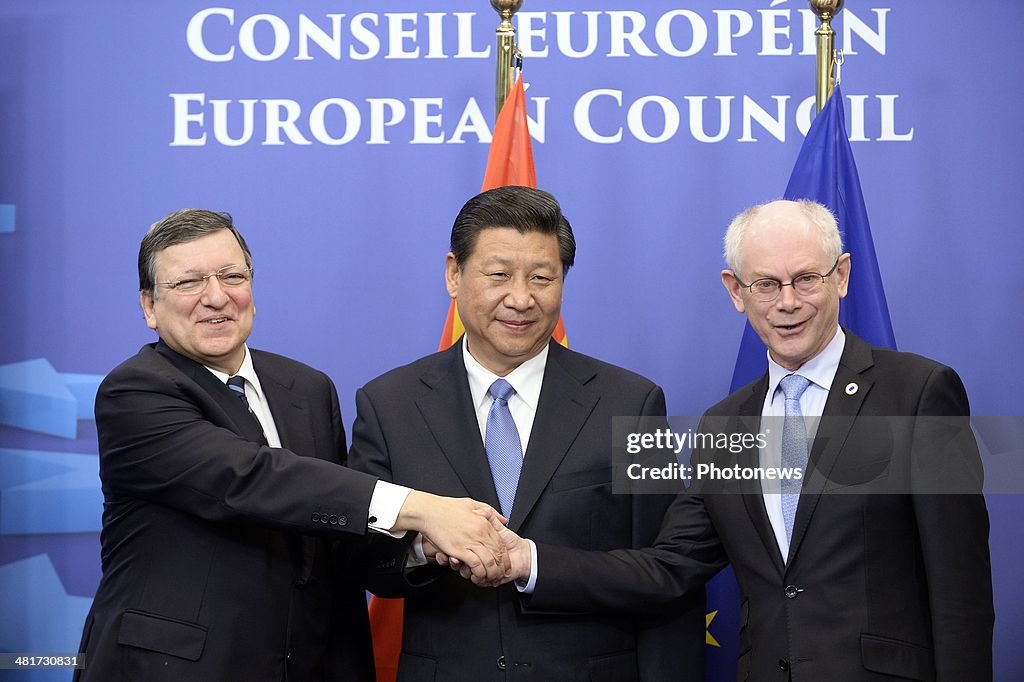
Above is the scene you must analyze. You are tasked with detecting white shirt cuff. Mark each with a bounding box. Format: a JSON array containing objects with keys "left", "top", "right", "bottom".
[
  {"left": 368, "top": 480, "right": 412, "bottom": 538},
  {"left": 515, "top": 539, "right": 539, "bottom": 594}
]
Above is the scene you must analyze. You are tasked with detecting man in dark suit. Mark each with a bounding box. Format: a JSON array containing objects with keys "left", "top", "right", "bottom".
[
  {"left": 76, "top": 209, "right": 509, "bottom": 682},
  {"left": 347, "top": 186, "right": 705, "bottom": 681},
  {"left": 492, "top": 199, "right": 995, "bottom": 680}
]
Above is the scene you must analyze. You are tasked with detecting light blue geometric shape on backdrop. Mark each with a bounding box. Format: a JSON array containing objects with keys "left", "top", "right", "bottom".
[
  {"left": 58, "top": 373, "right": 103, "bottom": 421},
  {"left": 0, "top": 204, "right": 14, "bottom": 233},
  {"left": 0, "top": 449, "right": 101, "bottom": 535},
  {"left": 0, "top": 360, "right": 77, "bottom": 438},
  {"left": 0, "top": 555, "right": 93, "bottom": 682}
]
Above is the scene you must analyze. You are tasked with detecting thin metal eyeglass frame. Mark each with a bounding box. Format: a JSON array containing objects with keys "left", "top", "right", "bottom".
[
  {"left": 156, "top": 265, "right": 253, "bottom": 295},
  {"left": 733, "top": 256, "right": 841, "bottom": 302}
]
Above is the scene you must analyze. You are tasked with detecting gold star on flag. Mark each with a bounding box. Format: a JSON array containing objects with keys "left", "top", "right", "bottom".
[{"left": 706, "top": 610, "right": 720, "bottom": 647}]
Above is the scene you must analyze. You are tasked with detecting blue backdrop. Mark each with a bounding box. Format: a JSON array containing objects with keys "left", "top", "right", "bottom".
[{"left": 1, "top": 2, "right": 1020, "bottom": 680}]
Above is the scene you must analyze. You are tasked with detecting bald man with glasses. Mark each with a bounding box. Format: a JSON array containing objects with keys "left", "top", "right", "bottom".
[{"left": 487, "top": 199, "right": 994, "bottom": 681}]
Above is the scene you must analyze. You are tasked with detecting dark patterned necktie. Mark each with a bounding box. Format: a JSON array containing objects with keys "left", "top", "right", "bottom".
[{"left": 227, "top": 375, "right": 266, "bottom": 443}]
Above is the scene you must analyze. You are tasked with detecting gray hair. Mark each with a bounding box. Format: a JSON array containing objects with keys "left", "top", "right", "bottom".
[
  {"left": 139, "top": 209, "right": 253, "bottom": 295},
  {"left": 723, "top": 199, "right": 842, "bottom": 275}
]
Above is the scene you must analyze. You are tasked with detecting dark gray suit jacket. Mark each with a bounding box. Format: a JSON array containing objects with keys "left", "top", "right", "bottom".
[
  {"left": 349, "top": 339, "right": 706, "bottom": 682},
  {"left": 76, "top": 341, "right": 381, "bottom": 682},
  {"left": 530, "top": 332, "right": 994, "bottom": 681}
]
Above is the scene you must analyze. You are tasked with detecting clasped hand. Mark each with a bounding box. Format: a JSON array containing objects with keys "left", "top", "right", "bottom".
[
  {"left": 394, "top": 491, "right": 512, "bottom": 583},
  {"left": 423, "top": 514, "right": 531, "bottom": 587}
]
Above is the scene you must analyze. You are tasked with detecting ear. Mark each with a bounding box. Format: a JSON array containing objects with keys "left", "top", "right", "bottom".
[
  {"left": 834, "top": 253, "right": 851, "bottom": 299},
  {"left": 445, "top": 253, "right": 460, "bottom": 299},
  {"left": 140, "top": 291, "right": 158, "bottom": 330},
  {"left": 721, "top": 270, "right": 746, "bottom": 313}
]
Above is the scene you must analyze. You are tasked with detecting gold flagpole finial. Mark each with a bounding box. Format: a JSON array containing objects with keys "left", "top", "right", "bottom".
[
  {"left": 809, "top": 0, "right": 844, "bottom": 113},
  {"left": 490, "top": 0, "right": 523, "bottom": 121}
]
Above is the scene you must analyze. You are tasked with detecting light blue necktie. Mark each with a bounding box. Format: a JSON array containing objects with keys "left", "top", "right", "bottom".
[
  {"left": 779, "top": 374, "right": 811, "bottom": 542},
  {"left": 485, "top": 379, "right": 523, "bottom": 518}
]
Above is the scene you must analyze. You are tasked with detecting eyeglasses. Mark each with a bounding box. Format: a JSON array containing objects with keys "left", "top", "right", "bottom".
[
  {"left": 734, "top": 257, "right": 840, "bottom": 302},
  {"left": 156, "top": 265, "right": 252, "bottom": 295}
]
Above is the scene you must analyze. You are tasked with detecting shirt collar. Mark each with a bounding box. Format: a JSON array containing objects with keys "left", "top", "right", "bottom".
[
  {"left": 204, "top": 344, "right": 266, "bottom": 400},
  {"left": 462, "top": 336, "right": 548, "bottom": 411},
  {"left": 765, "top": 327, "right": 846, "bottom": 398}
]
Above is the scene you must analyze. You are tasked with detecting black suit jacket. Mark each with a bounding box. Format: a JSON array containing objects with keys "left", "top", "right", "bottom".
[
  {"left": 76, "top": 341, "right": 382, "bottom": 682},
  {"left": 531, "top": 332, "right": 994, "bottom": 681},
  {"left": 348, "top": 339, "right": 705, "bottom": 682}
]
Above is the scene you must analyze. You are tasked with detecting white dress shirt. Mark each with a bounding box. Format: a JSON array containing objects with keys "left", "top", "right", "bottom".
[
  {"left": 462, "top": 338, "right": 547, "bottom": 453},
  {"left": 759, "top": 327, "right": 846, "bottom": 559},
  {"left": 205, "top": 345, "right": 282, "bottom": 447}
]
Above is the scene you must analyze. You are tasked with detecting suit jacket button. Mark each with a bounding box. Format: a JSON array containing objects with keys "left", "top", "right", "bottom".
[
  {"left": 784, "top": 585, "right": 800, "bottom": 599},
  {"left": 778, "top": 658, "right": 789, "bottom": 672},
  {"left": 496, "top": 655, "right": 506, "bottom": 671},
  {"left": 338, "top": 515, "right": 348, "bottom": 526}
]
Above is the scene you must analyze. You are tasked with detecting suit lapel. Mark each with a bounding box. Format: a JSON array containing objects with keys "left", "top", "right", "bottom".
[
  {"left": 415, "top": 342, "right": 503, "bottom": 511},
  {"left": 509, "top": 342, "right": 598, "bottom": 532},
  {"left": 733, "top": 378, "right": 788, "bottom": 574},
  {"left": 786, "top": 332, "right": 875, "bottom": 566},
  {"left": 154, "top": 341, "right": 266, "bottom": 444},
  {"left": 252, "top": 353, "right": 317, "bottom": 458}
]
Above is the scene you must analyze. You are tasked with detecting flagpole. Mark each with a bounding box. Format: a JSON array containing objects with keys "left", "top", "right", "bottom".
[
  {"left": 809, "top": 0, "right": 844, "bottom": 112},
  {"left": 490, "top": 0, "right": 523, "bottom": 121}
]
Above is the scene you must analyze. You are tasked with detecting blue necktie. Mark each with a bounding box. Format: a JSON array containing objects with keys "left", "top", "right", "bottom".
[
  {"left": 486, "top": 379, "right": 523, "bottom": 518},
  {"left": 779, "top": 374, "right": 811, "bottom": 542},
  {"left": 227, "top": 375, "right": 266, "bottom": 443},
  {"left": 227, "top": 375, "right": 251, "bottom": 408}
]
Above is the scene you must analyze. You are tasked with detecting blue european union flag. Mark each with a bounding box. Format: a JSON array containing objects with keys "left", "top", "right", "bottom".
[{"left": 729, "top": 85, "right": 897, "bottom": 392}]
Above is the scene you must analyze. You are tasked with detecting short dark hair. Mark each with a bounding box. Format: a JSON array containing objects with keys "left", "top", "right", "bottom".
[
  {"left": 450, "top": 186, "right": 576, "bottom": 273},
  {"left": 139, "top": 209, "right": 253, "bottom": 294}
]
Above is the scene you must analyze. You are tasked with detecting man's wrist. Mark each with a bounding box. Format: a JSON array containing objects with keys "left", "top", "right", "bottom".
[
  {"left": 393, "top": 489, "right": 431, "bottom": 533},
  {"left": 515, "top": 538, "right": 538, "bottom": 593}
]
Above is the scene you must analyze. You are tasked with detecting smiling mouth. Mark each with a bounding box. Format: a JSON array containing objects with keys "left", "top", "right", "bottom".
[
  {"left": 775, "top": 320, "right": 806, "bottom": 334},
  {"left": 201, "top": 317, "right": 231, "bottom": 325}
]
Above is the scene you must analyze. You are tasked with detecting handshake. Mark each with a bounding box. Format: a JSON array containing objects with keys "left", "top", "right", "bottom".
[{"left": 395, "top": 491, "right": 531, "bottom": 586}]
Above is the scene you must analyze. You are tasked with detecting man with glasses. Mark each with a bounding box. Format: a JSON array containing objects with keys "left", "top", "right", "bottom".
[
  {"left": 75, "top": 209, "right": 509, "bottom": 682},
  {"left": 486, "top": 199, "right": 994, "bottom": 680}
]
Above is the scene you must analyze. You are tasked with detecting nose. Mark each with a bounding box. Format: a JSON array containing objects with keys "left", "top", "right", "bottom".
[
  {"left": 775, "top": 282, "right": 801, "bottom": 311},
  {"left": 200, "top": 275, "right": 230, "bottom": 307},
  {"left": 503, "top": 278, "right": 534, "bottom": 311}
]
